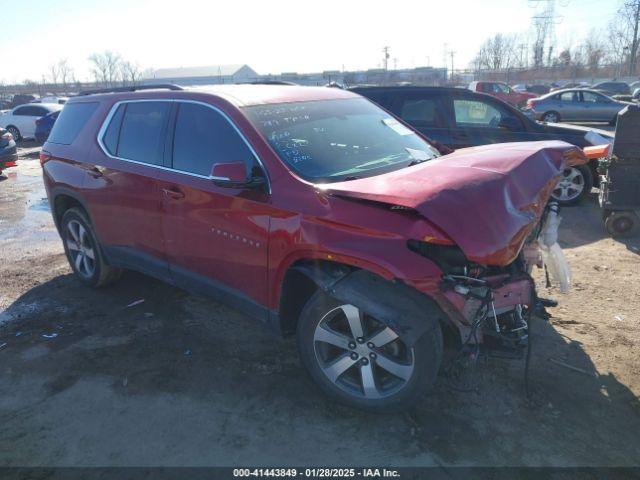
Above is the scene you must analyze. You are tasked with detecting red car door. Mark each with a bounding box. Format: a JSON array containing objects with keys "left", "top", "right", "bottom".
[
  {"left": 82, "top": 101, "right": 172, "bottom": 279},
  {"left": 158, "top": 101, "right": 272, "bottom": 316}
]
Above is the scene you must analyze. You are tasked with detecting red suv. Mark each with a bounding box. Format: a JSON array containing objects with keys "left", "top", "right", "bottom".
[
  {"left": 42, "top": 84, "right": 582, "bottom": 410},
  {"left": 469, "top": 81, "right": 537, "bottom": 107}
]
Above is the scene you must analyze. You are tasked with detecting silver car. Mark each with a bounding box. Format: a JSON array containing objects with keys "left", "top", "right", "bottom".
[{"left": 527, "top": 89, "right": 630, "bottom": 124}]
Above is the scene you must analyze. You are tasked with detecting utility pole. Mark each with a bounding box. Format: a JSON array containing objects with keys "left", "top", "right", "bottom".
[
  {"left": 382, "top": 46, "right": 390, "bottom": 71},
  {"left": 629, "top": 0, "right": 640, "bottom": 75},
  {"left": 449, "top": 51, "right": 456, "bottom": 82}
]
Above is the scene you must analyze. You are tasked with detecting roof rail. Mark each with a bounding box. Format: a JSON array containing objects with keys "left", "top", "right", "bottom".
[
  {"left": 78, "top": 84, "right": 184, "bottom": 96},
  {"left": 237, "top": 81, "right": 298, "bottom": 86}
]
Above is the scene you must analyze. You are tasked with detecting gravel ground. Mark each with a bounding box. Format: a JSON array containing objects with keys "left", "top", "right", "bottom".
[{"left": 0, "top": 155, "right": 639, "bottom": 468}]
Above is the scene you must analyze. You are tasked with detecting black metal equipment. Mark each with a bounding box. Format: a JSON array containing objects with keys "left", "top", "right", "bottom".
[{"left": 599, "top": 105, "right": 640, "bottom": 237}]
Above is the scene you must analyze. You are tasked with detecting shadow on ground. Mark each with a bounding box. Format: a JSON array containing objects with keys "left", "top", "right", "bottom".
[{"left": 0, "top": 268, "right": 639, "bottom": 467}]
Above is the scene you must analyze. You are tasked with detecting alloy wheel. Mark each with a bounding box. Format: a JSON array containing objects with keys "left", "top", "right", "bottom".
[
  {"left": 552, "top": 167, "right": 585, "bottom": 202},
  {"left": 7, "top": 126, "right": 20, "bottom": 141},
  {"left": 313, "top": 304, "right": 415, "bottom": 399},
  {"left": 543, "top": 112, "right": 558, "bottom": 123},
  {"left": 66, "top": 219, "right": 96, "bottom": 278}
]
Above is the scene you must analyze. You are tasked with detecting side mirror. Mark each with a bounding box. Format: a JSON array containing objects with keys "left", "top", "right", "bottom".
[
  {"left": 211, "top": 161, "right": 248, "bottom": 183},
  {"left": 210, "top": 161, "right": 266, "bottom": 189},
  {"left": 499, "top": 116, "right": 521, "bottom": 131}
]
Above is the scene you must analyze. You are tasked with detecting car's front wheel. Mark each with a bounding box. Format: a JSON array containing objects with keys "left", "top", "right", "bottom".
[
  {"left": 551, "top": 165, "right": 593, "bottom": 206},
  {"left": 296, "top": 290, "right": 442, "bottom": 411},
  {"left": 61, "top": 208, "right": 122, "bottom": 287}
]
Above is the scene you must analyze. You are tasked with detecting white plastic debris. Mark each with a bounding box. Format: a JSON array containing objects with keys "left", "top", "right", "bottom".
[
  {"left": 0, "top": 342, "right": 7, "bottom": 350},
  {"left": 42, "top": 333, "right": 59, "bottom": 339},
  {"left": 540, "top": 205, "right": 571, "bottom": 293},
  {"left": 126, "top": 299, "right": 145, "bottom": 308}
]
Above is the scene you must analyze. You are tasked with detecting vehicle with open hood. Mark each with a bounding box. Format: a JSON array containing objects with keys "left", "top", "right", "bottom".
[{"left": 41, "top": 84, "right": 585, "bottom": 410}]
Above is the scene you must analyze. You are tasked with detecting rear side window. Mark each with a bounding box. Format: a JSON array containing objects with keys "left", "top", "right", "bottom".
[
  {"left": 558, "top": 92, "right": 578, "bottom": 102},
  {"left": 102, "top": 105, "right": 125, "bottom": 155},
  {"left": 172, "top": 103, "right": 254, "bottom": 176},
  {"left": 48, "top": 102, "right": 99, "bottom": 145},
  {"left": 398, "top": 97, "right": 443, "bottom": 127},
  {"left": 103, "top": 102, "right": 171, "bottom": 165}
]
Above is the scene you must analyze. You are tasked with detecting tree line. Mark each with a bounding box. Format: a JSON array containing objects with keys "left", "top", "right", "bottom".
[{"left": 471, "top": 0, "right": 640, "bottom": 78}]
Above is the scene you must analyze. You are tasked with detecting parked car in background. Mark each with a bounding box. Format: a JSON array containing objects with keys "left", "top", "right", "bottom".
[
  {"left": 591, "top": 81, "right": 631, "bottom": 97},
  {"left": 468, "top": 81, "right": 537, "bottom": 107},
  {"left": 35, "top": 110, "right": 60, "bottom": 143},
  {"left": 551, "top": 81, "right": 590, "bottom": 92},
  {"left": 0, "top": 103, "right": 63, "bottom": 141},
  {"left": 33, "top": 96, "right": 69, "bottom": 105},
  {"left": 0, "top": 127, "right": 18, "bottom": 175},
  {"left": 352, "top": 86, "right": 613, "bottom": 205},
  {"left": 42, "top": 84, "right": 583, "bottom": 410},
  {"left": 9, "top": 94, "right": 38, "bottom": 108},
  {"left": 526, "top": 89, "right": 631, "bottom": 124}
]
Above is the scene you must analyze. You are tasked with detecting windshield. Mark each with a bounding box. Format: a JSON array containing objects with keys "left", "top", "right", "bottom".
[{"left": 243, "top": 98, "right": 440, "bottom": 183}]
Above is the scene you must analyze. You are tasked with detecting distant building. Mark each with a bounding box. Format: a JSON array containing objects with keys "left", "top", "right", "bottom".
[{"left": 144, "top": 64, "right": 259, "bottom": 86}]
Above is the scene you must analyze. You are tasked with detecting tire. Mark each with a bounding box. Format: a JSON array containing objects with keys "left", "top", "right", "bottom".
[
  {"left": 542, "top": 111, "right": 560, "bottom": 123},
  {"left": 605, "top": 211, "right": 638, "bottom": 238},
  {"left": 6, "top": 126, "right": 21, "bottom": 141},
  {"left": 551, "top": 164, "right": 593, "bottom": 206},
  {"left": 60, "top": 207, "right": 122, "bottom": 287},
  {"left": 296, "top": 289, "right": 442, "bottom": 412}
]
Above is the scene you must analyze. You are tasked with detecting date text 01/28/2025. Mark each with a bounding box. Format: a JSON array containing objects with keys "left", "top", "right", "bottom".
[{"left": 232, "top": 468, "right": 401, "bottom": 478}]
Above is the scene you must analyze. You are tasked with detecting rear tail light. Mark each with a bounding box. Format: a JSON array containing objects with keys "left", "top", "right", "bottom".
[
  {"left": 1, "top": 132, "right": 12, "bottom": 141},
  {"left": 526, "top": 99, "right": 537, "bottom": 108},
  {"left": 39, "top": 150, "right": 52, "bottom": 166},
  {"left": 4, "top": 161, "right": 17, "bottom": 168}
]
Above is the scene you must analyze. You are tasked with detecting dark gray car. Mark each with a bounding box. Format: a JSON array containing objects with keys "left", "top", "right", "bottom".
[{"left": 527, "top": 89, "right": 631, "bottom": 124}]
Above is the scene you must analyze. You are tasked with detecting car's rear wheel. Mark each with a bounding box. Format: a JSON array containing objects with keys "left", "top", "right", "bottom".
[
  {"left": 6, "top": 126, "right": 21, "bottom": 141},
  {"left": 551, "top": 165, "right": 593, "bottom": 206},
  {"left": 61, "top": 208, "right": 122, "bottom": 287},
  {"left": 296, "top": 290, "right": 442, "bottom": 411},
  {"left": 542, "top": 111, "right": 560, "bottom": 123}
]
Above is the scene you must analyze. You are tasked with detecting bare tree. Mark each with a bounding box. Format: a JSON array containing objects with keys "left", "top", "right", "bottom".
[
  {"left": 88, "top": 51, "right": 122, "bottom": 86},
  {"left": 119, "top": 61, "right": 142, "bottom": 87},
  {"left": 604, "top": 1, "right": 640, "bottom": 75},
  {"left": 49, "top": 63, "right": 60, "bottom": 86},
  {"left": 584, "top": 33, "right": 606, "bottom": 71},
  {"left": 57, "top": 59, "right": 74, "bottom": 91},
  {"left": 472, "top": 33, "right": 518, "bottom": 71}
]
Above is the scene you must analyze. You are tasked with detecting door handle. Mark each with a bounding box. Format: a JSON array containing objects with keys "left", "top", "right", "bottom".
[
  {"left": 162, "top": 187, "right": 185, "bottom": 200},
  {"left": 87, "top": 166, "right": 104, "bottom": 178}
]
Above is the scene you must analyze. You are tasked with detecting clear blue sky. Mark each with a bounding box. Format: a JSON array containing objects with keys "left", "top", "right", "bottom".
[{"left": 0, "top": 0, "right": 622, "bottom": 83}]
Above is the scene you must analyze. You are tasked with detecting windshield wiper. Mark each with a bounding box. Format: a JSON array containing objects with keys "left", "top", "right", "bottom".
[{"left": 407, "top": 159, "right": 429, "bottom": 166}]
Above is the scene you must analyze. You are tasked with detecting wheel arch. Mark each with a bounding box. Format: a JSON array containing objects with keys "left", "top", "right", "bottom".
[
  {"left": 50, "top": 187, "right": 94, "bottom": 233},
  {"left": 278, "top": 259, "right": 447, "bottom": 347}
]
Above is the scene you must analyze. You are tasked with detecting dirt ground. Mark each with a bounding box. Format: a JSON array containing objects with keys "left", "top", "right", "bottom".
[{"left": 1, "top": 153, "right": 639, "bottom": 468}]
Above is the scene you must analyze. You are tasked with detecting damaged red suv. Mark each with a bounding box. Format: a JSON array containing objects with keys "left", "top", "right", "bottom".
[{"left": 41, "top": 84, "right": 583, "bottom": 410}]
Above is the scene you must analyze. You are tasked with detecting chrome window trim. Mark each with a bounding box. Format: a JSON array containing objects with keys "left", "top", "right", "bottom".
[{"left": 96, "top": 98, "right": 271, "bottom": 193}]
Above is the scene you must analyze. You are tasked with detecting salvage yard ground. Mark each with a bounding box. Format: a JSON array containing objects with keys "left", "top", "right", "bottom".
[{"left": 0, "top": 153, "right": 639, "bottom": 467}]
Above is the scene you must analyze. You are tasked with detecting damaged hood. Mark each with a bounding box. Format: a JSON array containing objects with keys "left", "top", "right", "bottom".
[{"left": 322, "top": 141, "right": 582, "bottom": 265}]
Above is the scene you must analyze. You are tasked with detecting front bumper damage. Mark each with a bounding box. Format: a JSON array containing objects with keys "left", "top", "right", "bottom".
[{"left": 433, "top": 200, "right": 568, "bottom": 359}]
